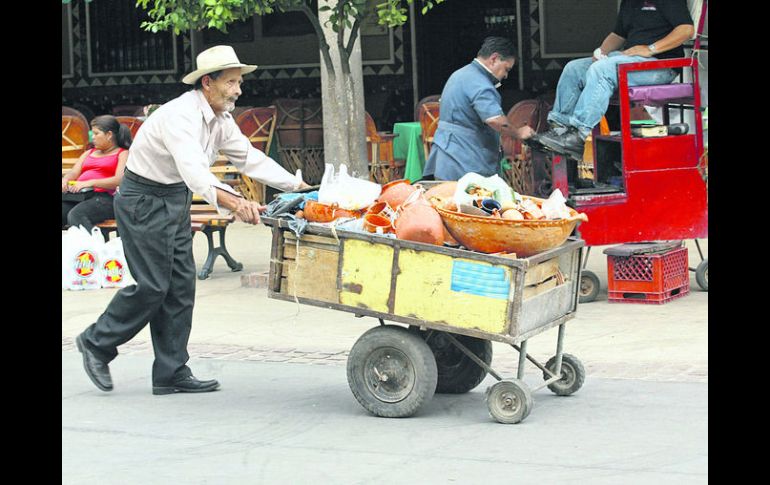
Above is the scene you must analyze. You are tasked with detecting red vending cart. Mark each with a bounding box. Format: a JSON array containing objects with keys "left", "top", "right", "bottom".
[{"left": 520, "top": 1, "right": 708, "bottom": 302}]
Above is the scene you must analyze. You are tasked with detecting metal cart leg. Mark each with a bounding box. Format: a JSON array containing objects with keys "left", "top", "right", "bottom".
[
  {"left": 510, "top": 323, "right": 568, "bottom": 392},
  {"left": 689, "top": 239, "right": 706, "bottom": 271},
  {"left": 579, "top": 247, "right": 600, "bottom": 303},
  {"left": 694, "top": 239, "right": 705, "bottom": 261},
  {"left": 442, "top": 333, "right": 503, "bottom": 381},
  {"left": 551, "top": 323, "right": 566, "bottom": 376},
  {"left": 582, "top": 246, "right": 592, "bottom": 269},
  {"left": 691, "top": 239, "right": 708, "bottom": 291},
  {"left": 517, "top": 340, "right": 528, "bottom": 380}
]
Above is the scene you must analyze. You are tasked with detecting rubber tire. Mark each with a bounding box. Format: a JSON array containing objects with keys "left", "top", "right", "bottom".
[
  {"left": 579, "top": 270, "right": 600, "bottom": 303},
  {"left": 347, "top": 325, "right": 438, "bottom": 418},
  {"left": 424, "top": 331, "right": 493, "bottom": 394},
  {"left": 543, "top": 353, "right": 585, "bottom": 396},
  {"left": 695, "top": 259, "right": 708, "bottom": 291},
  {"left": 485, "top": 379, "right": 533, "bottom": 424}
]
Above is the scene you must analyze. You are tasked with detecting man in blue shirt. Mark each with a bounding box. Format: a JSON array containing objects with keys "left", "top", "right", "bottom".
[{"left": 422, "top": 37, "right": 535, "bottom": 181}]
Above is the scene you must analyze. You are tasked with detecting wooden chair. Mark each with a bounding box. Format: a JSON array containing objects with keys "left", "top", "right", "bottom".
[
  {"left": 234, "top": 106, "right": 278, "bottom": 203},
  {"left": 62, "top": 115, "right": 90, "bottom": 174},
  {"left": 414, "top": 94, "right": 441, "bottom": 122},
  {"left": 418, "top": 101, "right": 440, "bottom": 161},
  {"left": 500, "top": 97, "right": 552, "bottom": 195},
  {"left": 231, "top": 106, "right": 254, "bottom": 122},
  {"left": 273, "top": 98, "right": 325, "bottom": 185},
  {"left": 115, "top": 116, "right": 143, "bottom": 139},
  {"left": 62, "top": 106, "right": 88, "bottom": 128},
  {"left": 365, "top": 112, "right": 404, "bottom": 184}
]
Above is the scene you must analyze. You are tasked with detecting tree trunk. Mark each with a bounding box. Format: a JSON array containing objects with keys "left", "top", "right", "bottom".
[{"left": 317, "top": 4, "right": 368, "bottom": 179}]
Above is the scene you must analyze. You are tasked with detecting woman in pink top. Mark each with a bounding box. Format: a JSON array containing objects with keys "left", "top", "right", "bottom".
[{"left": 62, "top": 115, "right": 132, "bottom": 230}]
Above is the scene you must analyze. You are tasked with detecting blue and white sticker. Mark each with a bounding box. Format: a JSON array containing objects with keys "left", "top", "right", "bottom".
[{"left": 450, "top": 261, "right": 510, "bottom": 300}]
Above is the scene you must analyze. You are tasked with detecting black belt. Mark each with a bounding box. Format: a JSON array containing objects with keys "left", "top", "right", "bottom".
[{"left": 124, "top": 169, "right": 188, "bottom": 192}]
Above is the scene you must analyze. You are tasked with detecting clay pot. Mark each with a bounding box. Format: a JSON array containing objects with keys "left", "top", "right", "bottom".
[
  {"left": 378, "top": 179, "right": 418, "bottom": 209},
  {"left": 363, "top": 213, "right": 393, "bottom": 234},
  {"left": 366, "top": 201, "right": 395, "bottom": 219},
  {"left": 303, "top": 200, "right": 364, "bottom": 223},
  {"left": 394, "top": 203, "right": 444, "bottom": 246},
  {"left": 424, "top": 181, "right": 458, "bottom": 200},
  {"left": 502, "top": 209, "right": 524, "bottom": 220}
]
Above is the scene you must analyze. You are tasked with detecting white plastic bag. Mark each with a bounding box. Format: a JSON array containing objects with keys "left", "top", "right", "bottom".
[
  {"left": 318, "top": 163, "right": 381, "bottom": 210},
  {"left": 100, "top": 237, "right": 135, "bottom": 288},
  {"left": 453, "top": 172, "right": 517, "bottom": 208},
  {"left": 540, "top": 189, "right": 573, "bottom": 220},
  {"left": 62, "top": 226, "right": 104, "bottom": 291}
]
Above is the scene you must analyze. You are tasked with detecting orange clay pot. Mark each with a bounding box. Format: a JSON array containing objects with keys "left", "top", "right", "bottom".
[
  {"left": 423, "top": 181, "right": 458, "bottom": 200},
  {"left": 377, "top": 179, "right": 418, "bottom": 209},
  {"left": 303, "top": 200, "right": 364, "bottom": 223},
  {"left": 394, "top": 203, "right": 444, "bottom": 246},
  {"left": 363, "top": 213, "right": 393, "bottom": 234}
]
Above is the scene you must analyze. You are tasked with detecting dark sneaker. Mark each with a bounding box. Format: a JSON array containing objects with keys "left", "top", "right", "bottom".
[
  {"left": 153, "top": 376, "right": 220, "bottom": 395},
  {"left": 535, "top": 128, "right": 586, "bottom": 159},
  {"left": 76, "top": 334, "right": 113, "bottom": 392}
]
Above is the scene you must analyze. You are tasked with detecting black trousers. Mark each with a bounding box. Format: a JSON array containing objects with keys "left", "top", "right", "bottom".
[
  {"left": 81, "top": 169, "right": 196, "bottom": 386},
  {"left": 62, "top": 192, "right": 115, "bottom": 231}
]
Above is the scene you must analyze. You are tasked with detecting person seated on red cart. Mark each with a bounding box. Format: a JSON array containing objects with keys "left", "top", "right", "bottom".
[{"left": 534, "top": 0, "right": 694, "bottom": 159}]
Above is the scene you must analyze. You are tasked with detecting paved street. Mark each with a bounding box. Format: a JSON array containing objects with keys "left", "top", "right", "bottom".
[{"left": 62, "top": 223, "right": 708, "bottom": 484}]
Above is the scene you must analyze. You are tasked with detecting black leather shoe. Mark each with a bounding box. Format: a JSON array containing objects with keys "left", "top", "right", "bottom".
[
  {"left": 153, "top": 375, "right": 220, "bottom": 395},
  {"left": 536, "top": 128, "right": 586, "bottom": 159},
  {"left": 76, "top": 334, "right": 113, "bottom": 392}
]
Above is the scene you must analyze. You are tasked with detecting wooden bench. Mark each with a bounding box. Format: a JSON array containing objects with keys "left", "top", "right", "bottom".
[
  {"left": 192, "top": 155, "right": 243, "bottom": 203},
  {"left": 95, "top": 203, "right": 242, "bottom": 280}
]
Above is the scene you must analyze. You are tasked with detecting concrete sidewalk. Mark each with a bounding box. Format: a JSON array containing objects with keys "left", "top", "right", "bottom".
[{"left": 62, "top": 222, "right": 708, "bottom": 383}]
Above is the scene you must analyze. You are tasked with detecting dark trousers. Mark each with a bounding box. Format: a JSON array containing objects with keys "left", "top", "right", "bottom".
[
  {"left": 81, "top": 169, "right": 196, "bottom": 386},
  {"left": 62, "top": 192, "right": 115, "bottom": 231}
]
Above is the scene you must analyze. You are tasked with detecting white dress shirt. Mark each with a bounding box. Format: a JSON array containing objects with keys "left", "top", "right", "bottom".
[{"left": 126, "top": 90, "right": 300, "bottom": 214}]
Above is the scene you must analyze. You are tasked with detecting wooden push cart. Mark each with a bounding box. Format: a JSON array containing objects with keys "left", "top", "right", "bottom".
[{"left": 262, "top": 216, "right": 587, "bottom": 424}]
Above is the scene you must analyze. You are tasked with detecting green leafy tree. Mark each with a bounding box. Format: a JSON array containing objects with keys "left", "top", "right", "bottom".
[{"left": 128, "top": 0, "right": 444, "bottom": 177}]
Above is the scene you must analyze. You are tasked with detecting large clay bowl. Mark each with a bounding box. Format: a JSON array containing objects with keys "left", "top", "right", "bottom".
[
  {"left": 303, "top": 200, "right": 364, "bottom": 223},
  {"left": 435, "top": 199, "right": 586, "bottom": 256}
]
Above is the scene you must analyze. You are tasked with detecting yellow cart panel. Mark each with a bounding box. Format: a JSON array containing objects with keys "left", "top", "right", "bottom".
[{"left": 393, "top": 249, "right": 511, "bottom": 334}]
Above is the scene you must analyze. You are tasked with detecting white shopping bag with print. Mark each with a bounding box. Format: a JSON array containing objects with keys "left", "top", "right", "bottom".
[
  {"left": 62, "top": 225, "right": 104, "bottom": 291},
  {"left": 100, "top": 237, "right": 135, "bottom": 288}
]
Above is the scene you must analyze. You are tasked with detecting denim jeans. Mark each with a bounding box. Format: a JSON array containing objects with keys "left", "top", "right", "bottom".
[{"left": 547, "top": 51, "right": 677, "bottom": 139}]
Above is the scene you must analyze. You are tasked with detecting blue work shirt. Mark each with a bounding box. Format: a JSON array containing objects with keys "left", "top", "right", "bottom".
[{"left": 422, "top": 60, "right": 504, "bottom": 181}]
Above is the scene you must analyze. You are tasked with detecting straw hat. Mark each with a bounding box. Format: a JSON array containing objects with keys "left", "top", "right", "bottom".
[{"left": 182, "top": 45, "right": 257, "bottom": 85}]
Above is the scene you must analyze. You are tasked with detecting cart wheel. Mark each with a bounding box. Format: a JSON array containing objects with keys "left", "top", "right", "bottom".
[
  {"left": 485, "top": 379, "right": 533, "bottom": 424},
  {"left": 347, "top": 325, "right": 438, "bottom": 418},
  {"left": 579, "top": 270, "right": 600, "bottom": 303},
  {"left": 543, "top": 353, "right": 585, "bottom": 396},
  {"left": 695, "top": 258, "right": 708, "bottom": 291},
  {"left": 424, "top": 331, "right": 493, "bottom": 394}
]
